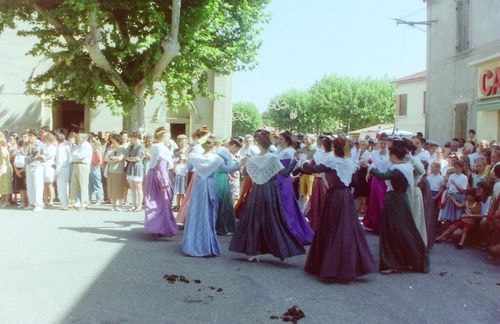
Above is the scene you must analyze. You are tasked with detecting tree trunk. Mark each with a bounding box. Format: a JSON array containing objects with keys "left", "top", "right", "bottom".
[{"left": 122, "top": 94, "right": 146, "bottom": 132}]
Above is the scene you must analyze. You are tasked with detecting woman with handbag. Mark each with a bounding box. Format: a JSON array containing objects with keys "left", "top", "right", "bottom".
[{"left": 12, "top": 134, "right": 29, "bottom": 208}]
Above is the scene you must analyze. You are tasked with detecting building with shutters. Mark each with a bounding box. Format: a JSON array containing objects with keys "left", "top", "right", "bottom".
[
  {"left": 394, "top": 71, "right": 426, "bottom": 134},
  {"left": 0, "top": 26, "right": 233, "bottom": 140},
  {"left": 425, "top": 0, "right": 500, "bottom": 144}
]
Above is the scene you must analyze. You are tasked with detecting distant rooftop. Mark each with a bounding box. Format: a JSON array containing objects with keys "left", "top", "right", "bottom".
[{"left": 393, "top": 71, "right": 426, "bottom": 84}]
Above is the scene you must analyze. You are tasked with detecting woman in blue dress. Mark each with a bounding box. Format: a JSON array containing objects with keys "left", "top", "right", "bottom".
[{"left": 181, "top": 139, "right": 238, "bottom": 257}]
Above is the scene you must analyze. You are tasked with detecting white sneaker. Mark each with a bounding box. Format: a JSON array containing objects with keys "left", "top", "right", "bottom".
[{"left": 33, "top": 207, "right": 44, "bottom": 212}]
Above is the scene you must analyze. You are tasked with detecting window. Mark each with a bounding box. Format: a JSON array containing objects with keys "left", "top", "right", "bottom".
[
  {"left": 396, "top": 94, "right": 408, "bottom": 116},
  {"left": 456, "top": 0, "right": 470, "bottom": 53}
]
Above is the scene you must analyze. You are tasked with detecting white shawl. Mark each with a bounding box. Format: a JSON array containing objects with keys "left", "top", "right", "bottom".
[
  {"left": 189, "top": 153, "right": 224, "bottom": 180},
  {"left": 149, "top": 143, "right": 172, "bottom": 170},
  {"left": 246, "top": 153, "right": 284, "bottom": 185},
  {"left": 320, "top": 156, "right": 356, "bottom": 187},
  {"left": 388, "top": 162, "right": 415, "bottom": 193},
  {"left": 277, "top": 146, "right": 295, "bottom": 160}
]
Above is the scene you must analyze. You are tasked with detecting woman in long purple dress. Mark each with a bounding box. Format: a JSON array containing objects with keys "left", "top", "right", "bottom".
[
  {"left": 363, "top": 135, "right": 390, "bottom": 233},
  {"left": 144, "top": 127, "right": 178, "bottom": 237},
  {"left": 302, "top": 136, "right": 376, "bottom": 281},
  {"left": 276, "top": 131, "right": 314, "bottom": 245}
]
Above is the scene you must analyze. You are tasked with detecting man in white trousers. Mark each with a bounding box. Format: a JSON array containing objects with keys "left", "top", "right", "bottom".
[
  {"left": 55, "top": 133, "right": 71, "bottom": 210},
  {"left": 68, "top": 133, "right": 92, "bottom": 210},
  {"left": 25, "top": 130, "right": 46, "bottom": 211}
]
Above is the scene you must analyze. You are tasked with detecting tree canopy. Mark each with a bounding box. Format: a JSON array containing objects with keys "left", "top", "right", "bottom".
[
  {"left": 231, "top": 101, "right": 262, "bottom": 136},
  {"left": 264, "top": 75, "right": 395, "bottom": 133},
  {"left": 0, "top": 0, "right": 270, "bottom": 130}
]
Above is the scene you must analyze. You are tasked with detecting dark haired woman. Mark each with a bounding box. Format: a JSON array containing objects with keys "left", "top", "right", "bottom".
[
  {"left": 215, "top": 141, "right": 242, "bottom": 235},
  {"left": 305, "top": 136, "right": 332, "bottom": 231},
  {"left": 230, "top": 130, "right": 305, "bottom": 261},
  {"left": 144, "top": 127, "right": 178, "bottom": 238},
  {"left": 301, "top": 136, "right": 376, "bottom": 281},
  {"left": 276, "top": 131, "right": 313, "bottom": 244},
  {"left": 369, "top": 142, "right": 429, "bottom": 273},
  {"left": 182, "top": 139, "right": 236, "bottom": 256}
]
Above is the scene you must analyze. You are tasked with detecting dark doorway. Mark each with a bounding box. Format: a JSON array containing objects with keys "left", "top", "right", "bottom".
[
  {"left": 170, "top": 123, "right": 186, "bottom": 140},
  {"left": 53, "top": 100, "right": 85, "bottom": 132}
]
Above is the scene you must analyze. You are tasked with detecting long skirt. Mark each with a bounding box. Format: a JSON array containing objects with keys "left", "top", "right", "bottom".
[
  {"left": 306, "top": 176, "right": 328, "bottom": 231},
  {"left": 176, "top": 174, "right": 196, "bottom": 225},
  {"left": 182, "top": 176, "right": 221, "bottom": 257},
  {"left": 305, "top": 186, "right": 376, "bottom": 280},
  {"left": 230, "top": 180, "right": 305, "bottom": 259},
  {"left": 438, "top": 192, "right": 464, "bottom": 222},
  {"left": 235, "top": 176, "right": 253, "bottom": 219},
  {"left": 276, "top": 174, "right": 314, "bottom": 245},
  {"left": 144, "top": 164, "right": 178, "bottom": 237},
  {"left": 379, "top": 191, "right": 429, "bottom": 273},
  {"left": 215, "top": 172, "right": 236, "bottom": 235},
  {"left": 407, "top": 187, "right": 428, "bottom": 247},
  {"left": 418, "top": 177, "right": 436, "bottom": 249},
  {"left": 362, "top": 177, "right": 387, "bottom": 233}
]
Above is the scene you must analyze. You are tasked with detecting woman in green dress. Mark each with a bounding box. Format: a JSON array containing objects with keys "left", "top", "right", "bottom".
[
  {"left": 214, "top": 140, "right": 242, "bottom": 235},
  {"left": 369, "top": 140, "right": 429, "bottom": 274}
]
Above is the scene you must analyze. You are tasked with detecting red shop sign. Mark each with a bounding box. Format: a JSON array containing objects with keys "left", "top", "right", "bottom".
[{"left": 480, "top": 67, "right": 500, "bottom": 96}]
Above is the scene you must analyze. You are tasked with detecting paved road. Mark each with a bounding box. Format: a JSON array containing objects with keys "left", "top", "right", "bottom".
[{"left": 0, "top": 206, "right": 498, "bottom": 324}]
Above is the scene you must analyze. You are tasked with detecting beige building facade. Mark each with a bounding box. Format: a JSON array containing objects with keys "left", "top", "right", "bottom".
[
  {"left": 394, "top": 71, "right": 426, "bottom": 134},
  {"left": 0, "top": 26, "right": 233, "bottom": 140},
  {"left": 425, "top": 0, "right": 500, "bottom": 144}
]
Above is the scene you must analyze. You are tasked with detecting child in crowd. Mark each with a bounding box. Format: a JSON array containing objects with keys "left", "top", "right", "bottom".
[
  {"left": 436, "top": 189, "right": 482, "bottom": 249},
  {"left": 439, "top": 160, "right": 468, "bottom": 222},
  {"left": 470, "top": 158, "right": 486, "bottom": 188},
  {"left": 428, "top": 162, "right": 444, "bottom": 198},
  {"left": 173, "top": 153, "right": 188, "bottom": 212},
  {"left": 428, "top": 162, "right": 444, "bottom": 220}
]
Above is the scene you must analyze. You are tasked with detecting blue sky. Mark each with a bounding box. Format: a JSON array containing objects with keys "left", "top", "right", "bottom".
[{"left": 232, "top": 0, "right": 427, "bottom": 112}]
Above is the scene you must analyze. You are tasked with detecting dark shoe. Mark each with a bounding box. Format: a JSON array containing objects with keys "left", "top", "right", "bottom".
[{"left": 455, "top": 243, "right": 464, "bottom": 250}]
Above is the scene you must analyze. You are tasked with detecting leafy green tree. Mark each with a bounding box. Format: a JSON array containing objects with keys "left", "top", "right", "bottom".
[
  {"left": 265, "top": 89, "right": 312, "bottom": 132},
  {"left": 231, "top": 102, "right": 262, "bottom": 136},
  {"left": 264, "top": 75, "right": 395, "bottom": 134},
  {"left": 309, "top": 75, "right": 395, "bottom": 132},
  {"left": 0, "top": 0, "right": 270, "bottom": 130}
]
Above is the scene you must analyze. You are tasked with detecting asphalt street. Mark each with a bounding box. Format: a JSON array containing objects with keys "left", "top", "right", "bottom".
[{"left": 0, "top": 206, "right": 498, "bottom": 324}]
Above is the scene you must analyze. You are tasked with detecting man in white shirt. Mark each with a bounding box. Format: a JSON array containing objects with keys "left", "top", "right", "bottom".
[
  {"left": 55, "top": 133, "right": 71, "bottom": 209},
  {"left": 413, "top": 137, "right": 430, "bottom": 164},
  {"left": 68, "top": 133, "right": 92, "bottom": 209}
]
